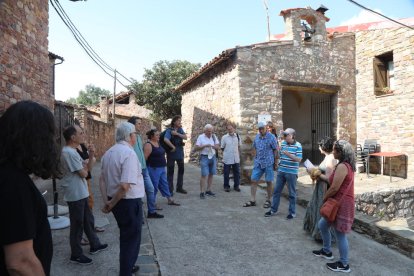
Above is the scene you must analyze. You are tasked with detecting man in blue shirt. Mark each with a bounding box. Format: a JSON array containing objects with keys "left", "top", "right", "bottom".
[
  {"left": 164, "top": 115, "right": 188, "bottom": 194},
  {"left": 265, "top": 128, "right": 302, "bottom": 220},
  {"left": 243, "top": 122, "right": 278, "bottom": 208},
  {"left": 128, "top": 116, "right": 163, "bottom": 219}
]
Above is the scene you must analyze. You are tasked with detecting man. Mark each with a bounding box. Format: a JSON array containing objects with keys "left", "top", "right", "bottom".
[
  {"left": 164, "top": 115, "right": 188, "bottom": 194},
  {"left": 265, "top": 128, "right": 302, "bottom": 220},
  {"left": 220, "top": 123, "right": 242, "bottom": 192},
  {"left": 128, "top": 116, "right": 163, "bottom": 219},
  {"left": 243, "top": 122, "right": 278, "bottom": 208},
  {"left": 100, "top": 122, "right": 145, "bottom": 275},
  {"left": 61, "top": 125, "right": 107, "bottom": 265},
  {"left": 195, "top": 124, "right": 220, "bottom": 199}
]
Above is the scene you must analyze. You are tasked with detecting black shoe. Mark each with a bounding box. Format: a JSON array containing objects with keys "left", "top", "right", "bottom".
[
  {"left": 89, "top": 243, "right": 108, "bottom": 255},
  {"left": 234, "top": 187, "right": 241, "bottom": 192},
  {"left": 224, "top": 187, "right": 230, "bottom": 192},
  {"left": 312, "top": 248, "right": 334, "bottom": 260},
  {"left": 147, "top": 212, "right": 164, "bottom": 218},
  {"left": 326, "top": 261, "right": 351, "bottom": 273},
  {"left": 200, "top": 192, "right": 205, "bottom": 199},
  {"left": 176, "top": 188, "right": 187, "bottom": 194},
  {"left": 205, "top": 190, "right": 216, "bottom": 197},
  {"left": 286, "top": 214, "right": 296, "bottom": 220},
  {"left": 132, "top": 265, "right": 140, "bottom": 273},
  {"left": 70, "top": 255, "right": 93, "bottom": 265}
]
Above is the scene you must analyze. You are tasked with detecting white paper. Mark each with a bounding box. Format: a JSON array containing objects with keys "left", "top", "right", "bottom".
[{"left": 304, "top": 159, "right": 315, "bottom": 170}]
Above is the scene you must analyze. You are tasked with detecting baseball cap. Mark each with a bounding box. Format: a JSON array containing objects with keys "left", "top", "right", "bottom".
[
  {"left": 257, "top": 122, "right": 266, "bottom": 128},
  {"left": 283, "top": 128, "right": 296, "bottom": 136}
]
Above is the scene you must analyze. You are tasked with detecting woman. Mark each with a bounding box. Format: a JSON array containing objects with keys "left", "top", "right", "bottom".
[
  {"left": 144, "top": 129, "right": 180, "bottom": 208},
  {"left": 312, "top": 140, "right": 355, "bottom": 273},
  {"left": 303, "top": 137, "right": 337, "bottom": 242},
  {"left": 0, "top": 101, "right": 59, "bottom": 276}
]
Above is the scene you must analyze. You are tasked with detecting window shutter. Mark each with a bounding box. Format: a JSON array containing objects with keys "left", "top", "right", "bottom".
[{"left": 373, "top": 57, "right": 388, "bottom": 93}]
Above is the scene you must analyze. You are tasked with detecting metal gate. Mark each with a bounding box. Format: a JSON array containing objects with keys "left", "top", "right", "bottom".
[
  {"left": 54, "top": 102, "right": 76, "bottom": 147},
  {"left": 311, "top": 95, "right": 332, "bottom": 164}
]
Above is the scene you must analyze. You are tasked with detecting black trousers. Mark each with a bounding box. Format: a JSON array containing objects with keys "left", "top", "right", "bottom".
[{"left": 167, "top": 156, "right": 184, "bottom": 193}]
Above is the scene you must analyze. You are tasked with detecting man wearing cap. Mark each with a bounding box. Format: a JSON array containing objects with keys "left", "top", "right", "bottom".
[
  {"left": 265, "top": 128, "right": 302, "bottom": 220},
  {"left": 243, "top": 121, "right": 278, "bottom": 208}
]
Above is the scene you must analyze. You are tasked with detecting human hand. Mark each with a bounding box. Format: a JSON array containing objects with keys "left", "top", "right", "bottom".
[
  {"left": 171, "top": 146, "right": 176, "bottom": 152},
  {"left": 171, "top": 130, "right": 179, "bottom": 136},
  {"left": 88, "top": 144, "right": 95, "bottom": 156},
  {"left": 102, "top": 202, "right": 112, "bottom": 214}
]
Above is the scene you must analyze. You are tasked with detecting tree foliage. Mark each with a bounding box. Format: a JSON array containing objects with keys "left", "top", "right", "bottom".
[
  {"left": 66, "top": 84, "right": 111, "bottom": 106},
  {"left": 130, "top": 60, "right": 200, "bottom": 121}
]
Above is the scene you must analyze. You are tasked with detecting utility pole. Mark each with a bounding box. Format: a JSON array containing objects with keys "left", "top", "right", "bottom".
[{"left": 263, "top": 0, "right": 271, "bottom": 41}]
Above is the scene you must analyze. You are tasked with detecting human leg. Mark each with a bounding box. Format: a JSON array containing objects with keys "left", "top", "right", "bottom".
[
  {"left": 176, "top": 159, "right": 185, "bottom": 192},
  {"left": 166, "top": 155, "right": 175, "bottom": 194},
  {"left": 223, "top": 163, "right": 231, "bottom": 189},
  {"left": 250, "top": 165, "right": 265, "bottom": 203},
  {"left": 233, "top": 163, "right": 240, "bottom": 189},
  {"left": 142, "top": 168, "right": 156, "bottom": 214},
  {"left": 67, "top": 199, "right": 85, "bottom": 258},
  {"left": 82, "top": 198, "right": 101, "bottom": 249},
  {"left": 269, "top": 172, "right": 286, "bottom": 213},
  {"left": 335, "top": 229, "right": 349, "bottom": 266},
  {"left": 285, "top": 173, "right": 298, "bottom": 215},
  {"left": 318, "top": 217, "right": 332, "bottom": 254}
]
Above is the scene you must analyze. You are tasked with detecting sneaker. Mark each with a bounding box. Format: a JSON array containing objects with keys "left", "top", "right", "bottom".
[
  {"left": 70, "top": 255, "right": 93, "bottom": 265},
  {"left": 176, "top": 188, "right": 187, "bottom": 194},
  {"left": 147, "top": 212, "right": 164, "bottom": 219},
  {"left": 205, "top": 191, "right": 216, "bottom": 197},
  {"left": 89, "top": 243, "right": 108, "bottom": 255},
  {"left": 224, "top": 187, "right": 230, "bottom": 192},
  {"left": 286, "top": 214, "right": 296, "bottom": 220},
  {"left": 264, "top": 210, "right": 276, "bottom": 217},
  {"left": 326, "top": 261, "right": 351, "bottom": 273},
  {"left": 234, "top": 187, "right": 241, "bottom": 192},
  {"left": 200, "top": 192, "right": 205, "bottom": 199},
  {"left": 312, "top": 249, "right": 334, "bottom": 260}
]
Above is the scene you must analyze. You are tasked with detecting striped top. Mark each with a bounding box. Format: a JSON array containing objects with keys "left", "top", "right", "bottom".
[{"left": 278, "top": 140, "right": 302, "bottom": 175}]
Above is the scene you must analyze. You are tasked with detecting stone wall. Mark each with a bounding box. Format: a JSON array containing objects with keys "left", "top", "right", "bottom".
[
  {"left": 0, "top": 0, "right": 53, "bottom": 110},
  {"left": 355, "top": 27, "right": 414, "bottom": 177},
  {"left": 355, "top": 187, "right": 414, "bottom": 221}
]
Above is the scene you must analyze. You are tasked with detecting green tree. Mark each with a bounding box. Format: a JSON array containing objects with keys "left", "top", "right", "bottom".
[
  {"left": 65, "top": 84, "right": 111, "bottom": 106},
  {"left": 130, "top": 60, "right": 200, "bottom": 121}
]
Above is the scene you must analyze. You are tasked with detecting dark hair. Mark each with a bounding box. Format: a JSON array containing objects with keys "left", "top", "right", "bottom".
[
  {"left": 63, "top": 125, "right": 77, "bottom": 142},
  {"left": 334, "top": 140, "right": 356, "bottom": 172},
  {"left": 0, "top": 101, "right": 59, "bottom": 179},
  {"left": 318, "top": 136, "right": 334, "bottom": 153},
  {"left": 146, "top": 129, "right": 157, "bottom": 139},
  {"left": 170, "top": 115, "right": 181, "bottom": 127},
  {"left": 127, "top": 116, "right": 141, "bottom": 125}
]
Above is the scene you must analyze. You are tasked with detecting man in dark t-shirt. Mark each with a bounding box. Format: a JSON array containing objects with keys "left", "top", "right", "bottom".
[{"left": 0, "top": 163, "right": 53, "bottom": 275}]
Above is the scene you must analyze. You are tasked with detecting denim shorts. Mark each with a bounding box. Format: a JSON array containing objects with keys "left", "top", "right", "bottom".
[
  {"left": 200, "top": 155, "right": 217, "bottom": 176},
  {"left": 251, "top": 164, "right": 274, "bottom": 182}
]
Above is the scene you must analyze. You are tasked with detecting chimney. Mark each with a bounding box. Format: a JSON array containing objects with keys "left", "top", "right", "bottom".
[{"left": 100, "top": 96, "right": 109, "bottom": 123}]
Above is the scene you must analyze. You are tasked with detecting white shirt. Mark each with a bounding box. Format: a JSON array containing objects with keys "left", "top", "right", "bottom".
[
  {"left": 196, "top": 133, "right": 219, "bottom": 156},
  {"left": 101, "top": 141, "right": 145, "bottom": 199},
  {"left": 221, "top": 133, "right": 242, "bottom": 164}
]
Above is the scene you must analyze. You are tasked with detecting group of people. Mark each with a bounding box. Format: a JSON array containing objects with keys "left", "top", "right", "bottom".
[{"left": 0, "top": 100, "right": 356, "bottom": 275}]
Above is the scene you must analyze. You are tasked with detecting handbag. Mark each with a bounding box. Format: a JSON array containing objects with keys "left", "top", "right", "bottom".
[{"left": 320, "top": 172, "right": 352, "bottom": 223}]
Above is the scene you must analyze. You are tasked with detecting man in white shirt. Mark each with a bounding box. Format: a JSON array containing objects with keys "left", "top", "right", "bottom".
[
  {"left": 195, "top": 124, "right": 220, "bottom": 199},
  {"left": 99, "top": 122, "right": 145, "bottom": 275},
  {"left": 220, "top": 123, "right": 242, "bottom": 192}
]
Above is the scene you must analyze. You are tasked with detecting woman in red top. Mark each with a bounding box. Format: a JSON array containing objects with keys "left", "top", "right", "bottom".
[{"left": 312, "top": 140, "right": 355, "bottom": 273}]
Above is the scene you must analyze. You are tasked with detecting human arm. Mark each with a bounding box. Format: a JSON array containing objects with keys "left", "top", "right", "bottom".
[
  {"left": 143, "top": 143, "right": 152, "bottom": 160},
  {"left": 99, "top": 174, "right": 109, "bottom": 206},
  {"left": 323, "top": 163, "right": 348, "bottom": 201},
  {"left": 102, "top": 183, "right": 131, "bottom": 213},
  {"left": 212, "top": 135, "right": 220, "bottom": 150},
  {"left": 3, "top": 240, "right": 45, "bottom": 276},
  {"left": 171, "top": 129, "right": 187, "bottom": 140}
]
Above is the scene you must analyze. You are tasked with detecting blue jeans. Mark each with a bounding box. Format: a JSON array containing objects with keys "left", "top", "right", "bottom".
[
  {"left": 147, "top": 166, "right": 172, "bottom": 199},
  {"left": 270, "top": 171, "right": 297, "bottom": 214},
  {"left": 223, "top": 163, "right": 240, "bottom": 188},
  {"left": 142, "top": 168, "right": 156, "bottom": 214},
  {"left": 111, "top": 198, "right": 143, "bottom": 276},
  {"left": 319, "top": 217, "right": 349, "bottom": 265}
]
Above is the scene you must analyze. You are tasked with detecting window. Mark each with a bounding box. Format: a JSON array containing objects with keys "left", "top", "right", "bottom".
[{"left": 373, "top": 52, "right": 394, "bottom": 95}]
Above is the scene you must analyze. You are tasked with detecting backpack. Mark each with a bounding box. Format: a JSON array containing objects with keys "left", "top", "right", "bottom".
[{"left": 159, "top": 129, "right": 173, "bottom": 152}]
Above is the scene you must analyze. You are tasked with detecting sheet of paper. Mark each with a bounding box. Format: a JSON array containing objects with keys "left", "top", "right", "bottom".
[{"left": 304, "top": 159, "right": 315, "bottom": 170}]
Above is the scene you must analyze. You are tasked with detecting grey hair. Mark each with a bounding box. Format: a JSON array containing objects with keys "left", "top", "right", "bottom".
[
  {"left": 204, "top": 124, "right": 213, "bottom": 131},
  {"left": 116, "top": 122, "right": 135, "bottom": 143},
  {"left": 334, "top": 139, "right": 356, "bottom": 172}
]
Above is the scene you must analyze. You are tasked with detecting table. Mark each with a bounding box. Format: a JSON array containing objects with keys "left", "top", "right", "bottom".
[{"left": 367, "top": 152, "right": 405, "bottom": 182}]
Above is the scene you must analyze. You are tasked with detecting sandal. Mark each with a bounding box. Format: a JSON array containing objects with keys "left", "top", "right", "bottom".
[
  {"left": 80, "top": 237, "right": 89, "bottom": 246},
  {"left": 94, "top": 226, "right": 105, "bottom": 233},
  {"left": 263, "top": 200, "right": 271, "bottom": 208},
  {"left": 168, "top": 201, "right": 181, "bottom": 206},
  {"left": 243, "top": 201, "right": 256, "bottom": 207}
]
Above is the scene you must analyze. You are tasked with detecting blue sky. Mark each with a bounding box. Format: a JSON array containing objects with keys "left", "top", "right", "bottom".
[{"left": 49, "top": 0, "right": 414, "bottom": 101}]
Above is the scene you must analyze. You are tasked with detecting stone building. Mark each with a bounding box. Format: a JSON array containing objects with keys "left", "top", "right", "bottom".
[
  {"left": 0, "top": 0, "right": 53, "bottom": 110},
  {"left": 176, "top": 7, "right": 356, "bottom": 181}
]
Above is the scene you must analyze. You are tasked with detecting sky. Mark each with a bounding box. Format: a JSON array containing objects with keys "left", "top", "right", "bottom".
[{"left": 48, "top": 0, "right": 414, "bottom": 101}]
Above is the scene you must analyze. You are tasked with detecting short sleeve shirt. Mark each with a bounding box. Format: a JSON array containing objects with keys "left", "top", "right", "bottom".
[
  {"left": 60, "top": 146, "right": 89, "bottom": 202},
  {"left": 196, "top": 133, "right": 219, "bottom": 156},
  {"left": 252, "top": 132, "right": 278, "bottom": 169},
  {"left": 165, "top": 127, "right": 186, "bottom": 160},
  {"left": 221, "top": 133, "right": 242, "bottom": 164},
  {"left": 0, "top": 163, "right": 52, "bottom": 276},
  {"left": 101, "top": 141, "right": 145, "bottom": 199},
  {"left": 279, "top": 140, "right": 303, "bottom": 175}
]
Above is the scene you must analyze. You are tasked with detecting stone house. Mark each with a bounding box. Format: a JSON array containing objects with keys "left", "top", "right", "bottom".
[
  {"left": 176, "top": 7, "right": 414, "bottom": 181},
  {"left": 0, "top": 0, "right": 53, "bottom": 110}
]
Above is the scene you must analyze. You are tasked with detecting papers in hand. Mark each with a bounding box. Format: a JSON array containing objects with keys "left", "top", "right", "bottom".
[{"left": 304, "top": 159, "right": 315, "bottom": 170}]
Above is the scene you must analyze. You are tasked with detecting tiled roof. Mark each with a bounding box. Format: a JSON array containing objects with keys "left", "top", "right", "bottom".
[
  {"left": 48, "top": 52, "right": 64, "bottom": 61},
  {"left": 326, "top": 17, "right": 414, "bottom": 33}
]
